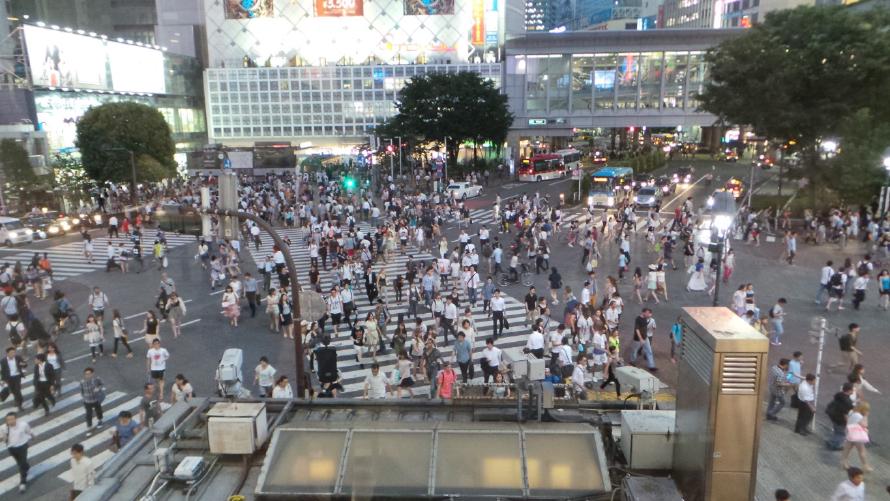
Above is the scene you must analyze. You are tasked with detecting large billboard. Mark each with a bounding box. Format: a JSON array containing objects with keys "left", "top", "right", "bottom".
[
  {"left": 403, "top": 0, "right": 454, "bottom": 15},
  {"left": 315, "top": 0, "right": 363, "bottom": 16},
  {"left": 107, "top": 44, "right": 166, "bottom": 94},
  {"left": 24, "top": 25, "right": 167, "bottom": 94},
  {"left": 225, "top": 0, "right": 274, "bottom": 19},
  {"left": 24, "top": 25, "right": 108, "bottom": 90}
]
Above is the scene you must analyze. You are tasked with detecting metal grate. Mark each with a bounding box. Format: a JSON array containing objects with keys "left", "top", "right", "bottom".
[
  {"left": 719, "top": 355, "right": 759, "bottom": 394},
  {"left": 680, "top": 325, "right": 713, "bottom": 384}
]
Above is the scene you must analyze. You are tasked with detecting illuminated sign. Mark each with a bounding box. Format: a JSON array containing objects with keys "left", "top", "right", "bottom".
[
  {"left": 24, "top": 25, "right": 166, "bottom": 94},
  {"left": 593, "top": 177, "right": 609, "bottom": 182},
  {"left": 224, "top": 0, "right": 274, "bottom": 19},
  {"left": 404, "top": 0, "right": 455, "bottom": 15},
  {"left": 24, "top": 25, "right": 108, "bottom": 90},
  {"left": 315, "top": 0, "right": 363, "bottom": 16},
  {"left": 471, "top": 0, "right": 485, "bottom": 44},
  {"left": 528, "top": 118, "right": 546, "bottom": 126}
]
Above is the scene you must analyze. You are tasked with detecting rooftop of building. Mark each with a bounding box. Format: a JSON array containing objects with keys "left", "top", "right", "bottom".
[{"left": 506, "top": 28, "right": 746, "bottom": 54}]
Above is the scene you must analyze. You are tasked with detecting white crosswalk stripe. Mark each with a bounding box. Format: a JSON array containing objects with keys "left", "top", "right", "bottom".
[
  {"left": 0, "top": 233, "right": 196, "bottom": 281},
  {"left": 246, "top": 226, "right": 555, "bottom": 398},
  {"left": 0, "top": 378, "right": 142, "bottom": 495},
  {"left": 446, "top": 208, "right": 590, "bottom": 228}
]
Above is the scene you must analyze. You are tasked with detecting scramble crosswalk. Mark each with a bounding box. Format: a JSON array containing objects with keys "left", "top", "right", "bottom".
[
  {"left": 0, "top": 233, "right": 196, "bottom": 282},
  {"left": 447, "top": 208, "right": 590, "bottom": 227},
  {"left": 247, "top": 226, "right": 557, "bottom": 398},
  {"left": 0, "top": 377, "right": 141, "bottom": 496}
]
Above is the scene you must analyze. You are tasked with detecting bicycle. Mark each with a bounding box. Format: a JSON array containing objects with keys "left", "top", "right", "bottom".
[
  {"left": 499, "top": 263, "right": 534, "bottom": 287},
  {"left": 51, "top": 311, "right": 81, "bottom": 339}
]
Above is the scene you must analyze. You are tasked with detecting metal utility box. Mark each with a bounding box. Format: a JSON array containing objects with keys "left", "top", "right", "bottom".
[
  {"left": 623, "top": 476, "right": 684, "bottom": 501},
  {"left": 207, "top": 402, "right": 269, "bottom": 454},
  {"left": 673, "top": 307, "right": 769, "bottom": 501},
  {"left": 620, "top": 410, "right": 675, "bottom": 470}
]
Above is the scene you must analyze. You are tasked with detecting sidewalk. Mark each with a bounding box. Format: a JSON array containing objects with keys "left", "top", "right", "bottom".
[{"left": 756, "top": 413, "right": 890, "bottom": 500}]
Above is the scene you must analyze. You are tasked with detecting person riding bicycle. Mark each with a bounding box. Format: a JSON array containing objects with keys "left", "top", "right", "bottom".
[{"left": 51, "top": 290, "right": 71, "bottom": 327}]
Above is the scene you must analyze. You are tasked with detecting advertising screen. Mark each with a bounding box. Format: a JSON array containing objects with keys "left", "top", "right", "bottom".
[
  {"left": 594, "top": 70, "right": 615, "bottom": 90},
  {"left": 24, "top": 25, "right": 108, "bottom": 90},
  {"left": 403, "top": 0, "right": 454, "bottom": 15},
  {"left": 107, "top": 43, "right": 166, "bottom": 94},
  {"left": 254, "top": 146, "right": 296, "bottom": 168},
  {"left": 225, "top": 0, "right": 274, "bottom": 19},
  {"left": 315, "top": 0, "right": 363, "bottom": 16}
]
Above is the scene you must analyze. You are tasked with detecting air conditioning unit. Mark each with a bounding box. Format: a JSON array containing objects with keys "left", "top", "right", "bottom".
[
  {"left": 207, "top": 402, "right": 268, "bottom": 454},
  {"left": 174, "top": 456, "right": 206, "bottom": 481},
  {"left": 623, "top": 477, "right": 683, "bottom": 501},
  {"left": 620, "top": 410, "right": 675, "bottom": 470}
]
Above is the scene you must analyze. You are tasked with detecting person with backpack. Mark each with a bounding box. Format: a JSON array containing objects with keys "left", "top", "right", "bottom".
[
  {"left": 825, "top": 382, "right": 855, "bottom": 450},
  {"left": 825, "top": 268, "right": 847, "bottom": 312}
]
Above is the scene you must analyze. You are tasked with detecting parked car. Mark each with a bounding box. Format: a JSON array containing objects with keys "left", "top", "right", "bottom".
[{"left": 445, "top": 181, "right": 484, "bottom": 200}]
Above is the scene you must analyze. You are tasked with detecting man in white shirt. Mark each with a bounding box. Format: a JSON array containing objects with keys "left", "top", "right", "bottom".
[
  {"left": 68, "top": 443, "right": 95, "bottom": 498},
  {"left": 146, "top": 339, "right": 170, "bottom": 401},
  {"left": 572, "top": 355, "right": 588, "bottom": 400},
  {"left": 604, "top": 302, "right": 620, "bottom": 332},
  {"left": 829, "top": 467, "right": 866, "bottom": 501},
  {"left": 0, "top": 412, "right": 33, "bottom": 492},
  {"left": 108, "top": 215, "right": 119, "bottom": 238},
  {"left": 443, "top": 298, "right": 458, "bottom": 344},
  {"left": 816, "top": 260, "right": 835, "bottom": 304},
  {"left": 363, "top": 363, "right": 390, "bottom": 399},
  {"left": 481, "top": 338, "right": 503, "bottom": 384},
  {"left": 490, "top": 290, "right": 507, "bottom": 339},
  {"left": 525, "top": 328, "right": 545, "bottom": 359},
  {"left": 794, "top": 373, "right": 816, "bottom": 435}
]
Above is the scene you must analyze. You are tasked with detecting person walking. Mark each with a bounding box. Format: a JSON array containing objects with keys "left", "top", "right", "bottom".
[
  {"left": 80, "top": 367, "right": 106, "bottom": 436},
  {"left": 768, "top": 298, "right": 787, "bottom": 346},
  {"left": 794, "top": 373, "right": 816, "bottom": 435},
  {"left": 599, "top": 345, "right": 622, "bottom": 397},
  {"left": 83, "top": 314, "right": 104, "bottom": 362},
  {"left": 45, "top": 343, "right": 64, "bottom": 396},
  {"left": 110, "top": 310, "right": 133, "bottom": 358},
  {"left": 1, "top": 412, "right": 33, "bottom": 492},
  {"left": 68, "top": 443, "right": 95, "bottom": 500},
  {"left": 840, "top": 402, "right": 873, "bottom": 472},
  {"left": 829, "top": 467, "right": 866, "bottom": 501},
  {"left": 31, "top": 353, "right": 55, "bottom": 416},
  {"left": 164, "top": 292, "right": 187, "bottom": 338},
  {"left": 630, "top": 308, "right": 657, "bottom": 371},
  {"left": 141, "top": 310, "right": 160, "bottom": 346},
  {"left": 221, "top": 285, "right": 240, "bottom": 327},
  {"left": 766, "top": 358, "right": 791, "bottom": 421},
  {"left": 243, "top": 273, "right": 259, "bottom": 318},
  {"left": 1, "top": 346, "right": 26, "bottom": 411},
  {"left": 254, "top": 356, "right": 276, "bottom": 397},
  {"left": 826, "top": 383, "right": 856, "bottom": 451},
  {"left": 87, "top": 286, "right": 109, "bottom": 336},
  {"left": 146, "top": 339, "right": 170, "bottom": 401},
  {"left": 491, "top": 290, "right": 507, "bottom": 339}
]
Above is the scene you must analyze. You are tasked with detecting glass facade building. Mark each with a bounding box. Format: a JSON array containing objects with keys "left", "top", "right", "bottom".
[
  {"left": 205, "top": 63, "right": 500, "bottom": 143},
  {"left": 504, "top": 29, "right": 741, "bottom": 136}
]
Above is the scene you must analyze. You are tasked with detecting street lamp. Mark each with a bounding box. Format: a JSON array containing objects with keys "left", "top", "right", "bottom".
[{"left": 709, "top": 191, "right": 736, "bottom": 307}]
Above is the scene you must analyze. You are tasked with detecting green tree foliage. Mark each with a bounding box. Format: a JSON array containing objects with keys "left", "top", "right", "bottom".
[
  {"left": 827, "top": 109, "right": 890, "bottom": 204},
  {"left": 0, "top": 139, "right": 37, "bottom": 186},
  {"left": 76, "top": 102, "right": 176, "bottom": 184},
  {"left": 379, "top": 71, "right": 513, "bottom": 167},
  {"left": 699, "top": 6, "right": 890, "bottom": 202}
]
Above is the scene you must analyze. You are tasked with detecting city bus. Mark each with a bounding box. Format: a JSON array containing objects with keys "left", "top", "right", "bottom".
[
  {"left": 518, "top": 154, "right": 568, "bottom": 182},
  {"left": 587, "top": 166, "right": 634, "bottom": 208},
  {"left": 555, "top": 149, "right": 582, "bottom": 170}
]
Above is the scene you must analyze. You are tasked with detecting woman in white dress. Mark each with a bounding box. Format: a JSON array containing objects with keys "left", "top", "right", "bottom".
[{"left": 686, "top": 257, "right": 708, "bottom": 292}]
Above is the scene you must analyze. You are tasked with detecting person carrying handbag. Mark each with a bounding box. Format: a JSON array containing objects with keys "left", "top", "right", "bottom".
[{"left": 841, "top": 402, "right": 873, "bottom": 472}]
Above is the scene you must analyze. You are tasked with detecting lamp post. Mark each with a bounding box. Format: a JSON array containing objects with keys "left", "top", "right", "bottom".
[
  {"left": 881, "top": 148, "right": 890, "bottom": 219},
  {"left": 707, "top": 192, "right": 736, "bottom": 307}
]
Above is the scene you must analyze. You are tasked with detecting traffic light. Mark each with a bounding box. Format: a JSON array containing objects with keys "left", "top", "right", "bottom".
[{"left": 343, "top": 176, "right": 356, "bottom": 190}]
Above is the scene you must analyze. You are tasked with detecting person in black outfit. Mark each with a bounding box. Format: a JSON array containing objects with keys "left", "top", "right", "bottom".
[
  {"left": 0, "top": 347, "right": 26, "bottom": 410},
  {"left": 31, "top": 354, "right": 55, "bottom": 415},
  {"left": 825, "top": 382, "right": 855, "bottom": 450},
  {"left": 315, "top": 336, "right": 339, "bottom": 385}
]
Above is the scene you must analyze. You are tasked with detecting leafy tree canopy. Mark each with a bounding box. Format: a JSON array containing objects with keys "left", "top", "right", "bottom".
[
  {"left": 0, "top": 139, "right": 38, "bottom": 186},
  {"left": 379, "top": 71, "right": 513, "bottom": 161},
  {"left": 76, "top": 102, "right": 176, "bottom": 184},
  {"left": 700, "top": 6, "right": 890, "bottom": 145}
]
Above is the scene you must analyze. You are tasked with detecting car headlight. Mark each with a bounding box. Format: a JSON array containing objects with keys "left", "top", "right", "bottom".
[
  {"left": 607, "top": 197, "right": 615, "bottom": 206},
  {"left": 93, "top": 215, "right": 103, "bottom": 224},
  {"left": 72, "top": 218, "right": 80, "bottom": 225},
  {"left": 24, "top": 229, "right": 33, "bottom": 235},
  {"left": 60, "top": 222, "right": 71, "bottom": 231},
  {"left": 662, "top": 186, "right": 669, "bottom": 193},
  {"left": 48, "top": 226, "right": 59, "bottom": 234},
  {"left": 587, "top": 196, "right": 593, "bottom": 206}
]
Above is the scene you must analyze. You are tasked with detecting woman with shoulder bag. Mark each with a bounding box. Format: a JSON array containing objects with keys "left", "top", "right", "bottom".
[
  {"left": 841, "top": 402, "right": 873, "bottom": 472},
  {"left": 111, "top": 310, "right": 133, "bottom": 358}
]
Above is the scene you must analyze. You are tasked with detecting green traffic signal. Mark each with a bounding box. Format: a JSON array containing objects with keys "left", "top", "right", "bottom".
[{"left": 344, "top": 177, "right": 356, "bottom": 189}]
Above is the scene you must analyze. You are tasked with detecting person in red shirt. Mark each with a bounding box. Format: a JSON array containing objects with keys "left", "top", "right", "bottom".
[{"left": 436, "top": 360, "right": 458, "bottom": 400}]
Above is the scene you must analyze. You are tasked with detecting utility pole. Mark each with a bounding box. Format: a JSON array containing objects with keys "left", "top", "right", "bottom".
[
  {"left": 397, "top": 136, "right": 402, "bottom": 177},
  {"left": 388, "top": 138, "right": 394, "bottom": 181}
]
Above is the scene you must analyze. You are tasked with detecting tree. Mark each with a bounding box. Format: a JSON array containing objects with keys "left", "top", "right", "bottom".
[
  {"left": 0, "top": 139, "right": 37, "bottom": 186},
  {"left": 76, "top": 102, "right": 177, "bottom": 184},
  {"left": 380, "top": 71, "right": 513, "bottom": 168},
  {"left": 698, "top": 6, "right": 890, "bottom": 202}
]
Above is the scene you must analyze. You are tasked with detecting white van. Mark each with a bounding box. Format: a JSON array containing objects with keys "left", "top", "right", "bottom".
[{"left": 0, "top": 216, "right": 34, "bottom": 246}]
